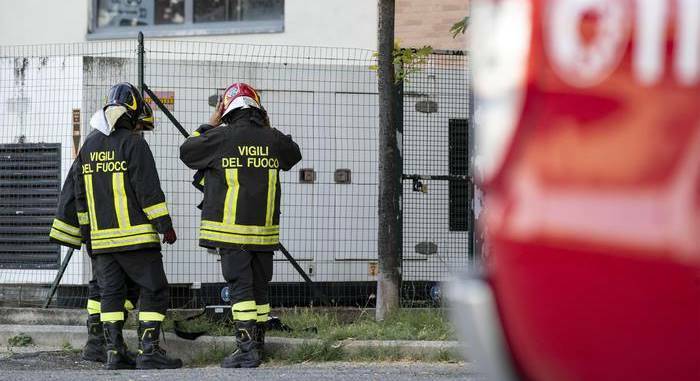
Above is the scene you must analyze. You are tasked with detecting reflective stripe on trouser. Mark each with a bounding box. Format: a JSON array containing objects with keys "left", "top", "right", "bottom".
[
  {"left": 232, "top": 300, "right": 257, "bottom": 321},
  {"left": 257, "top": 303, "right": 271, "bottom": 323},
  {"left": 139, "top": 312, "right": 165, "bottom": 322},
  {"left": 88, "top": 299, "right": 135, "bottom": 315},
  {"left": 88, "top": 299, "right": 134, "bottom": 311},
  {"left": 101, "top": 311, "right": 124, "bottom": 322},
  {"left": 87, "top": 299, "right": 101, "bottom": 315}
]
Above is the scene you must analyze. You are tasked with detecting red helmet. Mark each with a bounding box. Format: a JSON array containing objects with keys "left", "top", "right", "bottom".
[{"left": 221, "top": 82, "right": 261, "bottom": 119}]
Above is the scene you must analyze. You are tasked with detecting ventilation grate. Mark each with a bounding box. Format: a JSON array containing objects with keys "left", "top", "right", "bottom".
[{"left": 0, "top": 143, "right": 61, "bottom": 269}]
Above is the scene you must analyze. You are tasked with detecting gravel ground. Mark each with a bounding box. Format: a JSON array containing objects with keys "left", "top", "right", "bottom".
[{"left": 0, "top": 350, "right": 482, "bottom": 381}]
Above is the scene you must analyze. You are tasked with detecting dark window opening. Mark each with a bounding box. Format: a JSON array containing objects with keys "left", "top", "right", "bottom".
[{"left": 449, "top": 119, "right": 469, "bottom": 232}]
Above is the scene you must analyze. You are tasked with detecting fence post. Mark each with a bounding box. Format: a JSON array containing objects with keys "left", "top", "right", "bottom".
[
  {"left": 467, "top": 54, "right": 482, "bottom": 263},
  {"left": 395, "top": 79, "right": 404, "bottom": 300},
  {"left": 376, "top": 0, "right": 401, "bottom": 321},
  {"left": 137, "top": 31, "right": 144, "bottom": 95}
]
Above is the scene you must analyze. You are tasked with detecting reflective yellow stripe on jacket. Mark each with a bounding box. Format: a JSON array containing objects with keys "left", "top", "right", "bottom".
[
  {"left": 112, "top": 172, "right": 130, "bottom": 228},
  {"left": 199, "top": 168, "right": 280, "bottom": 246},
  {"left": 90, "top": 223, "right": 158, "bottom": 250},
  {"left": 77, "top": 212, "right": 89, "bottom": 225},
  {"left": 86, "top": 172, "right": 160, "bottom": 251},
  {"left": 91, "top": 233, "right": 160, "bottom": 251},
  {"left": 143, "top": 202, "right": 169, "bottom": 220},
  {"left": 223, "top": 168, "right": 239, "bottom": 225},
  {"left": 265, "top": 169, "right": 277, "bottom": 226},
  {"left": 199, "top": 228, "right": 279, "bottom": 246},
  {"left": 85, "top": 174, "right": 98, "bottom": 229},
  {"left": 49, "top": 229, "right": 81, "bottom": 247}
]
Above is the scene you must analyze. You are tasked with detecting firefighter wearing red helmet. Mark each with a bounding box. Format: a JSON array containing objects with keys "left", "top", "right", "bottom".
[
  {"left": 180, "top": 82, "right": 302, "bottom": 368},
  {"left": 73, "top": 82, "right": 182, "bottom": 370}
]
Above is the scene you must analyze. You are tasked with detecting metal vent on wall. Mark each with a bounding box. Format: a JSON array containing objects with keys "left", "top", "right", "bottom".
[
  {"left": 449, "top": 119, "right": 469, "bottom": 231},
  {"left": 0, "top": 144, "right": 61, "bottom": 269}
]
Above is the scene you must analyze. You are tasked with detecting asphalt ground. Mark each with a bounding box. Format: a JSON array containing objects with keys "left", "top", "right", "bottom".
[{"left": 0, "top": 350, "right": 482, "bottom": 381}]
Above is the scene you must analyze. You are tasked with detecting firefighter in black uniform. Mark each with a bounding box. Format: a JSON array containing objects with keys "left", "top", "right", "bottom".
[
  {"left": 180, "top": 82, "right": 302, "bottom": 368},
  {"left": 50, "top": 154, "right": 138, "bottom": 364},
  {"left": 74, "top": 82, "right": 182, "bottom": 370},
  {"left": 50, "top": 104, "right": 159, "bottom": 363}
]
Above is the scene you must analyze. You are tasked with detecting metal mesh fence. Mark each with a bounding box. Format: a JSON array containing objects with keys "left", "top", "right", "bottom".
[
  {"left": 401, "top": 51, "right": 471, "bottom": 307},
  {"left": 0, "top": 39, "right": 469, "bottom": 310}
]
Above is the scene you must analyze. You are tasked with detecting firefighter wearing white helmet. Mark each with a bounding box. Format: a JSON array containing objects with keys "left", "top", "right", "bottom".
[{"left": 180, "top": 82, "right": 302, "bottom": 368}]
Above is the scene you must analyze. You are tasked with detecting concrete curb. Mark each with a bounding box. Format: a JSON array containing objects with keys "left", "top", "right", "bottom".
[
  {"left": 0, "top": 324, "right": 462, "bottom": 364},
  {"left": 0, "top": 307, "right": 404, "bottom": 326},
  {"left": 0, "top": 307, "right": 195, "bottom": 326}
]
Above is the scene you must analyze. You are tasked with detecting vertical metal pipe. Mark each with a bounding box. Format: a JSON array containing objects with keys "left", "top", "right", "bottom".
[{"left": 137, "top": 31, "right": 144, "bottom": 96}]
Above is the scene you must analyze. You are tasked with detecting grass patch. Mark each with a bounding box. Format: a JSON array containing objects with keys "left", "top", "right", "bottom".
[
  {"left": 187, "top": 346, "right": 230, "bottom": 367},
  {"left": 266, "top": 341, "right": 342, "bottom": 364},
  {"left": 61, "top": 341, "right": 79, "bottom": 353},
  {"left": 273, "top": 308, "right": 455, "bottom": 341},
  {"left": 7, "top": 333, "right": 33, "bottom": 347},
  {"left": 165, "top": 308, "right": 454, "bottom": 342},
  {"left": 161, "top": 308, "right": 458, "bottom": 365},
  {"left": 282, "top": 340, "right": 344, "bottom": 363}
]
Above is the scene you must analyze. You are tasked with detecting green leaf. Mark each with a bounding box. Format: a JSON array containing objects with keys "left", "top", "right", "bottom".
[{"left": 450, "top": 16, "right": 469, "bottom": 38}]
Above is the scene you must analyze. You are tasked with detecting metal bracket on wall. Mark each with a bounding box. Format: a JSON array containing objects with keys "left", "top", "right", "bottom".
[
  {"left": 334, "top": 168, "right": 351, "bottom": 184},
  {"left": 299, "top": 168, "right": 316, "bottom": 183}
]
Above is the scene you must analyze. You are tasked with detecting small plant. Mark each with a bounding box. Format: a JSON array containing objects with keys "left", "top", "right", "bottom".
[
  {"left": 369, "top": 42, "right": 434, "bottom": 83},
  {"left": 188, "top": 345, "right": 231, "bottom": 367},
  {"left": 286, "top": 340, "right": 344, "bottom": 363},
  {"left": 8, "top": 333, "right": 33, "bottom": 347}
]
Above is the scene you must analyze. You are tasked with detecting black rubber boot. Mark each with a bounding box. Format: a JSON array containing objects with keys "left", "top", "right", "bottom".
[
  {"left": 255, "top": 322, "right": 266, "bottom": 361},
  {"left": 136, "top": 321, "right": 183, "bottom": 369},
  {"left": 103, "top": 321, "right": 136, "bottom": 370},
  {"left": 221, "top": 321, "right": 261, "bottom": 368},
  {"left": 82, "top": 314, "right": 106, "bottom": 362}
]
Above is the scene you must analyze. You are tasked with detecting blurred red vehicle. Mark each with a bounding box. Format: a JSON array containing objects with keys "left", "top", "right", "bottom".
[{"left": 450, "top": 1, "right": 700, "bottom": 380}]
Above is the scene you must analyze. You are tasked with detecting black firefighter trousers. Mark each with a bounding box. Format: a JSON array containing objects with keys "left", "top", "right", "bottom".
[
  {"left": 94, "top": 248, "right": 169, "bottom": 323},
  {"left": 87, "top": 257, "right": 140, "bottom": 316},
  {"left": 220, "top": 248, "right": 273, "bottom": 323}
]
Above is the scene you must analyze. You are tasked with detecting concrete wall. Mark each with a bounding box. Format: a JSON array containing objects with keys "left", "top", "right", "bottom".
[{"left": 0, "top": 0, "right": 378, "bottom": 50}]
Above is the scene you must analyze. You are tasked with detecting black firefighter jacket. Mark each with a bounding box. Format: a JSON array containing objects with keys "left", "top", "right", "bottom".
[
  {"left": 74, "top": 127, "right": 173, "bottom": 254},
  {"left": 179, "top": 108, "right": 302, "bottom": 251},
  {"left": 49, "top": 159, "right": 84, "bottom": 250}
]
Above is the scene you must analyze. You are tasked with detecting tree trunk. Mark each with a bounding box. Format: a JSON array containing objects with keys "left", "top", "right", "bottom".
[{"left": 376, "top": 0, "right": 401, "bottom": 321}]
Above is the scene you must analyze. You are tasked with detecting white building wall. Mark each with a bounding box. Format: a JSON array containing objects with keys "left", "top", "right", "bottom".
[
  {"left": 0, "top": 0, "right": 378, "bottom": 50},
  {"left": 0, "top": 56, "right": 89, "bottom": 285}
]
